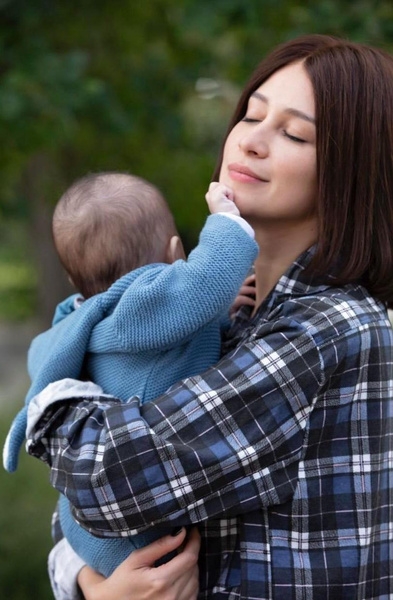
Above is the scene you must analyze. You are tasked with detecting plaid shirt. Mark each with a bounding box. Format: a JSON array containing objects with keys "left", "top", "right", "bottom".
[{"left": 28, "top": 249, "right": 393, "bottom": 600}]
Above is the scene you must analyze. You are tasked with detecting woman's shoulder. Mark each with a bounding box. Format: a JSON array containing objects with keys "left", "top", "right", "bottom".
[
  {"left": 224, "top": 282, "right": 392, "bottom": 357},
  {"left": 266, "top": 282, "right": 392, "bottom": 347}
]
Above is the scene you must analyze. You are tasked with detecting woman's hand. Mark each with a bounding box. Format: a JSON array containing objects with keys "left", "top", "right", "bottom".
[
  {"left": 78, "top": 527, "right": 200, "bottom": 600},
  {"left": 230, "top": 273, "right": 256, "bottom": 317}
]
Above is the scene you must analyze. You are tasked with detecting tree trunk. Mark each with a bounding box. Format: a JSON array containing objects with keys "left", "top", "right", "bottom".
[{"left": 21, "top": 153, "right": 73, "bottom": 327}]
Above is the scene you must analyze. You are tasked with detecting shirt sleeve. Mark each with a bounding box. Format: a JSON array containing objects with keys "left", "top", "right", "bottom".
[
  {"left": 88, "top": 214, "right": 258, "bottom": 353},
  {"left": 27, "top": 311, "right": 336, "bottom": 538}
]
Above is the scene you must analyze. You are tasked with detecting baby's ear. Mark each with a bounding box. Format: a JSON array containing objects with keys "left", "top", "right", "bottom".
[{"left": 166, "top": 235, "right": 186, "bottom": 263}]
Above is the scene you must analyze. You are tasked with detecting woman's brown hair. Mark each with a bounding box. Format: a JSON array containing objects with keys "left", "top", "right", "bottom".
[{"left": 213, "top": 34, "right": 393, "bottom": 307}]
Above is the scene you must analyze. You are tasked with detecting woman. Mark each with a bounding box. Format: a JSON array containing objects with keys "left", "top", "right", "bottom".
[{"left": 28, "top": 34, "right": 393, "bottom": 599}]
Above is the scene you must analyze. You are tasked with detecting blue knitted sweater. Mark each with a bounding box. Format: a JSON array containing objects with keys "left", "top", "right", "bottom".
[{"left": 3, "top": 214, "right": 258, "bottom": 576}]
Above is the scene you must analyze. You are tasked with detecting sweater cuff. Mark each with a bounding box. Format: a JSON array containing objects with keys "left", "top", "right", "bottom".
[{"left": 216, "top": 213, "right": 255, "bottom": 238}]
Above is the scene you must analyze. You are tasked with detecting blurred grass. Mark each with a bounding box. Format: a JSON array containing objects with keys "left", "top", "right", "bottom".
[{"left": 0, "top": 408, "right": 57, "bottom": 599}]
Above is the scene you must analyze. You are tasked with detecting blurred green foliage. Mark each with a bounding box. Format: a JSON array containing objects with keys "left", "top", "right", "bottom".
[
  {"left": 0, "top": 409, "right": 57, "bottom": 599},
  {"left": 0, "top": 220, "right": 36, "bottom": 319},
  {"left": 2, "top": 0, "right": 393, "bottom": 596},
  {"left": 1, "top": 0, "right": 392, "bottom": 322}
]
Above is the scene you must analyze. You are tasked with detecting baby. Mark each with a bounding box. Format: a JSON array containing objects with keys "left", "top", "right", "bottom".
[{"left": 4, "top": 171, "right": 258, "bottom": 577}]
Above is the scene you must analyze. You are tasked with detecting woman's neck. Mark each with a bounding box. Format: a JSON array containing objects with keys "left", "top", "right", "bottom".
[{"left": 252, "top": 220, "right": 317, "bottom": 311}]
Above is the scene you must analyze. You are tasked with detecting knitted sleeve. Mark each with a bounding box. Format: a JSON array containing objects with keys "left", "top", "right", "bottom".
[{"left": 89, "top": 214, "right": 258, "bottom": 353}]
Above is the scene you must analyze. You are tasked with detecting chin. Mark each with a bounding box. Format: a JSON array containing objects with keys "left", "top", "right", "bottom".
[{"left": 237, "top": 208, "right": 257, "bottom": 226}]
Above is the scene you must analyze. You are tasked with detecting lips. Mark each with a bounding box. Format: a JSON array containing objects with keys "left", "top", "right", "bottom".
[{"left": 228, "top": 163, "right": 267, "bottom": 183}]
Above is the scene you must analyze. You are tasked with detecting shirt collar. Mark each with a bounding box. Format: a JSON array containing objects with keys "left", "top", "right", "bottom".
[
  {"left": 271, "top": 245, "right": 329, "bottom": 299},
  {"left": 235, "top": 246, "right": 331, "bottom": 325}
]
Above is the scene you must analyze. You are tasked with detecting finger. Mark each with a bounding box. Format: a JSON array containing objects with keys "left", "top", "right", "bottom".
[
  {"left": 127, "top": 528, "right": 188, "bottom": 569},
  {"left": 208, "top": 182, "right": 220, "bottom": 192},
  {"left": 155, "top": 527, "right": 200, "bottom": 582},
  {"left": 242, "top": 274, "right": 256, "bottom": 285},
  {"left": 171, "top": 530, "right": 200, "bottom": 600},
  {"left": 77, "top": 564, "right": 106, "bottom": 588},
  {"left": 238, "top": 285, "right": 256, "bottom": 296},
  {"left": 182, "top": 526, "right": 201, "bottom": 556},
  {"left": 237, "top": 297, "right": 256, "bottom": 307},
  {"left": 234, "top": 292, "right": 256, "bottom": 305},
  {"left": 205, "top": 182, "right": 219, "bottom": 199},
  {"left": 219, "top": 185, "right": 234, "bottom": 201}
]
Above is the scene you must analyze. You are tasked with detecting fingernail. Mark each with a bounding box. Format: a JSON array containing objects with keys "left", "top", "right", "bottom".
[{"left": 170, "top": 527, "right": 184, "bottom": 536}]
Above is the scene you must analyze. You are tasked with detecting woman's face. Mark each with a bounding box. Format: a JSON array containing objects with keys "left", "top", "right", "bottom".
[{"left": 220, "top": 61, "right": 317, "bottom": 232}]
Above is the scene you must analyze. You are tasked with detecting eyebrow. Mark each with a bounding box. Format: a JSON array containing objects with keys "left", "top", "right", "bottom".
[{"left": 250, "top": 91, "right": 316, "bottom": 125}]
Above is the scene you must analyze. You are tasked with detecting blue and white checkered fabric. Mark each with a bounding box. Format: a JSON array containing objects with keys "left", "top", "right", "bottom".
[{"left": 28, "top": 249, "right": 393, "bottom": 599}]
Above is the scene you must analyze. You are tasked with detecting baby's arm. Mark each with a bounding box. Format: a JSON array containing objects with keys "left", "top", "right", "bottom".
[
  {"left": 90, "top": 213, "right": 258, "bottom": 353},
  {"left": 206, "top": 183, "right": 256, "bottom": 318}
]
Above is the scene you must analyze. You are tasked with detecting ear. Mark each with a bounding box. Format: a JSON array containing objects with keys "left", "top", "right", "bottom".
[{"left": 166, "top": 235, "right": 186, "bottom": 263}]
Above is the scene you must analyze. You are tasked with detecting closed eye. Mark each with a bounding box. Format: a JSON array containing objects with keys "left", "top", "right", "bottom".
[
  {"left": 242, "top": 117, "right": 260, "bottom": 123},
  {"left": 283, "top": 130, "right": 306, "bottom": 143}
]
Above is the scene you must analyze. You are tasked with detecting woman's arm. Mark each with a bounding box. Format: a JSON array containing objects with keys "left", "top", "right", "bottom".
[
  {"left": 78, "top": 528, "right": 200, "bottom": 600},
  {"left": 28, "top": 307, "right": 333, "bottom": 536}
]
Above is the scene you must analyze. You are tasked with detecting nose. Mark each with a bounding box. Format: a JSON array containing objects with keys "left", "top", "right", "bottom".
[{"left": 238, "top": 124, "right": 269, "bottom": 158}]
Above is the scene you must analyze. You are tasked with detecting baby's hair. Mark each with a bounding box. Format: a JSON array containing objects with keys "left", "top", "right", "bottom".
[{"left": 52, "top": 171, "right": 178, "bottom": 298}]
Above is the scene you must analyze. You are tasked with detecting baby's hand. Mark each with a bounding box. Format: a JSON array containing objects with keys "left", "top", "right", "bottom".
[{"left": 205, "top": 182, "right": 239, "bottom": 216}]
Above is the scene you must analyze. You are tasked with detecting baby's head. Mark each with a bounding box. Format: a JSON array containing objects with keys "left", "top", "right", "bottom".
[{"left": 52, "top": 171, "right": 183, "bottom": 298}]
